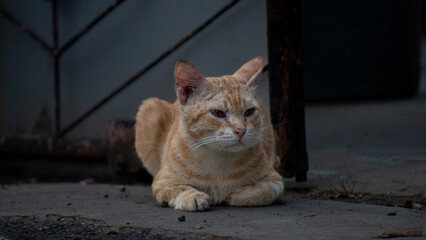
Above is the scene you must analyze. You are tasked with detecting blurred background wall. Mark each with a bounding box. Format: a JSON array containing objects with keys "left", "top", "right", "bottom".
[{"left": 302, "top": 0, "right": 422, "bottom": 100}]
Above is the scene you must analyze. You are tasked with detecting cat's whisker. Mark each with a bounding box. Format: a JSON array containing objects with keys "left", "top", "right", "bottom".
[{"left": 188, "top": 136, "right": 217, "bottom": 152}]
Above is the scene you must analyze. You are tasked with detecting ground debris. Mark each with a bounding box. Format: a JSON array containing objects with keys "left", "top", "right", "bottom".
[
  {"left": 401, "top": 200, "right": 424, "bottom": 210},
  {"left": 326, "top": 179, "right": 368, "bottom": 199},
  {"left": 291, "top": 188, "right": 426, "bottom": 208},
  {"left": 0, "top": 215, "right": 200, "bottom": 240},
  {"left": 372, "top": 228, "right": 422, "bottom": 238},
  {"left": 79, "top": 178, "right": 95, "bottom": 185}
]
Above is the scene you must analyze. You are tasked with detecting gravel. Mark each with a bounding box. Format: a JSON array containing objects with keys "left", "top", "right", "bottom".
[{"left": 0, "top": 215, "right": 200, "bottom": 240}]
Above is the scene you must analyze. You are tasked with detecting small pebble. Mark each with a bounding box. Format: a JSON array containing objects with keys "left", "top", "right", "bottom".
[
  {"left": 104, "top": 194, "right": 109, "bottom": 198},
  {"left": 79, "top": 178, "right": 95, "bottom": 185},
  {"left": 412, "top": 202, "right": 423, "bottom": 210},
  {"left": 178, "top": 216, "right": 185, "bottom": 222},
  {"left": 387, "top": 212, "right": 396, "bottom": 216},
  {"left": 120, "top": 186, "right": 126, "bottom": 192}
]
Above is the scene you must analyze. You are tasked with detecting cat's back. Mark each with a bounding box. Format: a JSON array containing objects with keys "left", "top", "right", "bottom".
[{"left": 135, "top": 98, "right": 178, "bottom": 176}]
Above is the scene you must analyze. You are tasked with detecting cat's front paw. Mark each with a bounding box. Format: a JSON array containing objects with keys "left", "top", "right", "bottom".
[{"left": 174, "top": 191, "right": 210, "bottom": 212}]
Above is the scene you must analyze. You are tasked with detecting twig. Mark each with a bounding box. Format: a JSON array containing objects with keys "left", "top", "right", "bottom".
[{"left": 372, "top": 228, "right": 422, "bottom": 238}]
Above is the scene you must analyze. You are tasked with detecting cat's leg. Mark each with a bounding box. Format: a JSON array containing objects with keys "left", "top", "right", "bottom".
[
  {"left": 153, "top": 184, "right": 211, "bottom": 211},
  {"left": 225, "top": 171, "right": 284, "bottom": 206}
]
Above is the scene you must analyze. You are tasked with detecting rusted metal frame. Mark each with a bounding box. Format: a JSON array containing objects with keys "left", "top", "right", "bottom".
[
  {"left": 57, "top": 0, "right": 241, "bottom": 138},
  {"left": 0, "top": 134, "right": 107, "bottom": 160},
  {"left": 0, "top": 5, "right": 53, "bottom": 53},
  {"left": 55, "top": 0, "right": 126, "bottom": 56},
  {"left": 0, "top": 0, "right": 127, "bottom": 136},
  {"left": 267, "top": 0, "right": 308, "bottom": 182}
]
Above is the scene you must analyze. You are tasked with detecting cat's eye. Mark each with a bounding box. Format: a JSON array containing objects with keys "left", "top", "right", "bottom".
[
  {"left": 244, "top": 108, "right": 256, "bottom": 118},
  {"left": 210, "top": 109, "right": 226, "bottom": 118}
]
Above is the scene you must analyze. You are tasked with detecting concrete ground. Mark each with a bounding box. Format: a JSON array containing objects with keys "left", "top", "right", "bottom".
[{"left": 0, "top": 183, "right": 424, "bottom": 240}]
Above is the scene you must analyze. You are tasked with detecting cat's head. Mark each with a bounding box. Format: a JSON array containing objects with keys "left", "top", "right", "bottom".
[{"left": 175, "top": 55, "right": 266, "bottom": 153}]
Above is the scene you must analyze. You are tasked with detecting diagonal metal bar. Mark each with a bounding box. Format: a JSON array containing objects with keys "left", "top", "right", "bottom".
[
  {"left": 57, "top": 0, "right": 241, "bottom": 138},
  {"left": 55, "top": 0, "right": 126, "bottom": 56},
  {"left": 0, "top": 5, "right": 53, "bottom": 53}
]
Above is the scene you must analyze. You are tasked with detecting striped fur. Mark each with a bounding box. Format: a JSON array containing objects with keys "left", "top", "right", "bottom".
[{"left": 135, "top": 55, "right": 283, "bottom": 211}]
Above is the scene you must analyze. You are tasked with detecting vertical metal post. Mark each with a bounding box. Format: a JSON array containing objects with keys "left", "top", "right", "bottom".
[
  {"left": 267, "top": 0, "right": 308, "bottom": 182},
  {"left": 51, "top": 0, "right": 60, "bottom": 135}
]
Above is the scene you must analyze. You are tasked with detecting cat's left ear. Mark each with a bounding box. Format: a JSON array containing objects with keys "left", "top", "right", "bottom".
[
  {"left": 174, "top": 59, "right": 207, "bottom": 105},
  {"left": 232, "top": 55, "right": 264, "bottom": 87}
]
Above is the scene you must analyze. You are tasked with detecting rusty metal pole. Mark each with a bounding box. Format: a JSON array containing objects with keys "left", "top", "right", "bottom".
[{"left": 267, "top": 0, "right": 308, "bottom": 182}]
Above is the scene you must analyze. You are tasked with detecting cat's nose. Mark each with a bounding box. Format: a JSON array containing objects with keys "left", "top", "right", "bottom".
[{"left": 233, "top": 128, "right": 246, "bottom": 139}]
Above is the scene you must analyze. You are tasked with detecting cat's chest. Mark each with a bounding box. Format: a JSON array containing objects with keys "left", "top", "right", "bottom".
[{"left": 178, "top": 151, "right": 262, "bottom": 203}]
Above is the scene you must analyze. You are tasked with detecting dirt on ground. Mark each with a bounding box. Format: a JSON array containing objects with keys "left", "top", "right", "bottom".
[
  {"left": 284, "top": 187, "right": 425, "bottom": 210},
  {"left": 0, "top": 215, "right": 172, "bottom": 240},
  {"left": 0, "top": 214, "right": 234, "bottom": 240}
]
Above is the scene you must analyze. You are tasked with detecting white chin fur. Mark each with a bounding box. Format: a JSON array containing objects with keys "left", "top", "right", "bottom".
[
  {"left": 219, "top": 138, "right": 258, "bottom": 153},
  {"left": 222, "top": 143, "right": 247, "bottom": 153}
]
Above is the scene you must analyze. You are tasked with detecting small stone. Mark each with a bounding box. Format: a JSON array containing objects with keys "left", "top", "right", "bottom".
[
  {"left": 120, "top": 186, "right": 126, "bottom": 192},
  {"left": 178, "top": 216, "right": 186, "bottom": 222},
  {"left": 104, "top": 194, "right": 109, "bottom": 198},
  {"left": 387, "top": 212, "right": 396, "bottom": 216}
]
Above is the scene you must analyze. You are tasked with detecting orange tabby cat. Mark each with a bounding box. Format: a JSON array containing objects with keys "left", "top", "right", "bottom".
[{"left": 135, "top": 55, "right": 283, "bottom": 211}]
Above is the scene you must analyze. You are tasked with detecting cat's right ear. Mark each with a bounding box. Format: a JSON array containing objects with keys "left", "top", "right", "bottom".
[{"left": 174, "top": 59, "right": 206, "bottom": 105}]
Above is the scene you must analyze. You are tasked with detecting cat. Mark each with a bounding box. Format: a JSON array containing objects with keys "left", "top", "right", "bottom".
[{"left": 135, "top": 55, "right": 283, "bottom": 211}]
